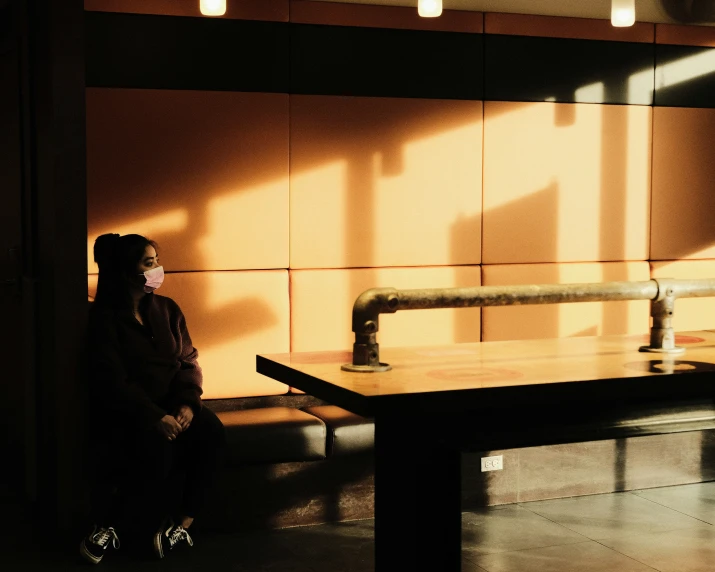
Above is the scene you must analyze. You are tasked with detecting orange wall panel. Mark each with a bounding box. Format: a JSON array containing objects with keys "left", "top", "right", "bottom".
[
  {"left": 290, "top": 266, "right": 481, "bottom": 352},
  {"left": 482, "top": 262, "right": 650, "bottom": 341},
  {"left": 651, "top": 107, "right": 715, "bottom": 261},
  {"left": 290, "top": 96, "right": 483, "bottom": 269},
  {"left": 483, "top": 101, "right": 651, "bottom": 264},
  {"left": 651, "top": 260, "right": 715, "bottom": 332},
  {"left": 88, "top": 270, "right": 290, "bottom": 399},
  {"left": 86, "top": 88, "right": 289, "bottom": 273},
  {"left": 84, "top": 0, "right": 289, "bottom": 21},
  {"left": 485, "top": 12, "right": 653, "bottom": 43},
  {"left": 290, "top": 0, "right": 483, "bottom": 32},
  {"left": 656, "top": 24, "right": 715, "bottom": 47}
]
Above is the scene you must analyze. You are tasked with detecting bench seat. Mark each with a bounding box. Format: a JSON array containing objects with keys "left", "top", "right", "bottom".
[
  {"left": 203, "top": 396, "right": 715, "bottom": 532},
  {"left": 217, "top": 407, "right": 328, "bottom": 465},
  {"left": 302, "top": 405, "right": 374, "bottom": 457}
]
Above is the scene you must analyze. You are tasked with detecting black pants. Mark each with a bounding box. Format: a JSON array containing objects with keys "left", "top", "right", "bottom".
[{"left": 90, "top": 406, "right": 226, "bottom": 535}]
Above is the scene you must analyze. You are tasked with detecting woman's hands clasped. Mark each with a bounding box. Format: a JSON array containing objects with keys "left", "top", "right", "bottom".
[
  {"left": 157, "top": 414, "right": 183, "bottom": 441},
  {"left": 155, "top": 405, "right": 194, "bottom": 441},
  {"left": 174, "top": 404, "right": 194, "bottom": 431}
]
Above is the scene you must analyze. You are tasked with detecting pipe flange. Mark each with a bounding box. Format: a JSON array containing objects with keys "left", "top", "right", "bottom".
[
  {"left": 341, "top": 362, "right": 392, "bottom": 373},
  {"left": 638, "top": 345, "right": 685, "bottom": 355}
]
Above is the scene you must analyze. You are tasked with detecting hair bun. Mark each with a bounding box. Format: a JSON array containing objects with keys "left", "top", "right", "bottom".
[{"left": 93, "top": 233, "right": 121, "bottom": 268}]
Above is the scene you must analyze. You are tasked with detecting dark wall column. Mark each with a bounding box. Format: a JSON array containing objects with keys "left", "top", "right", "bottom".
[{"left": 22, "top": 0, "right": 88, "bottom": 533}]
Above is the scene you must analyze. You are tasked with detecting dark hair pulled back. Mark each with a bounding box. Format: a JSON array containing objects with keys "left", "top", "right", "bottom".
[{"left": 93, "top": 233, "right": 158, "bottom": 309}]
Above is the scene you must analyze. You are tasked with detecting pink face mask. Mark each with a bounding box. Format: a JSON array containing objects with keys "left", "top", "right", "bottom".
[{"left": 140, "top": 266, "right": 164, "bottom": 293}]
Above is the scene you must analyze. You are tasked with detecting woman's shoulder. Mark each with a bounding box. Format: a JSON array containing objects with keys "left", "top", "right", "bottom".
[{"left": 150, "top": 293, "right": 183, "bottom": 314}]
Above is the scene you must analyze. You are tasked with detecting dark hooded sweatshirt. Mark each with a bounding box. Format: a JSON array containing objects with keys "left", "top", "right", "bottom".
[{"left": 88, "top": 293, "right": 203, "bottom": 429}]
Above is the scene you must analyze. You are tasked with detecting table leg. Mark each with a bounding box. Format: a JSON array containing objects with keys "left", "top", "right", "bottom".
[{"left": 374, "top": 417, "right": 462, "bottom": 571}]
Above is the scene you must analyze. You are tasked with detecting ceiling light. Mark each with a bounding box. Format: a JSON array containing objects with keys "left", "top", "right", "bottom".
[
  {"left": 611, "top": 0, "right": 635, "bottom": 27},
  {"left": 200, "top": 0, "right": 226, "bottom": 17},
  {"left": 418, "top": 0, "right": 442, "bottom": 18}
]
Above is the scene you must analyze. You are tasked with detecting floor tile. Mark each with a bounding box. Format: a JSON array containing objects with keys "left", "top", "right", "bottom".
[
  {"left": 599, "top": 526, "right": 715, "bottom": 572},
  {"left": 462, "top": 559, "right": 491, "bottom": 571},
  {"left": 9, "top": 483, "right": 715, "bottom": 571},
  {"left": 278, "top": 521, "right": 374, "bottom": 572},
  {"left": 632, "top": 482, "right": 715, "bottom": 524},
  {"left": 192, "top": 531, "right": 319, "bottom": 572},
  {"left": 461, "top": 505, "right": 588, "bottom": 555},
  {"left": 520, "top": 491, "right": 708, "bottom": 540},
  {"left": 469, "top": 541, "right": 658, "bottom": 572}
]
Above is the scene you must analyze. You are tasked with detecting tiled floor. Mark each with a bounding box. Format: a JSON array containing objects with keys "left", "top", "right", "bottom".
[{"left": 7, "top": 482, "right": 715, "bottom": 570}]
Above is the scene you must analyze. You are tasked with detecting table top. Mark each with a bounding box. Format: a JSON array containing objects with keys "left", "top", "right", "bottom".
[{"left": 257, "top": 331, "right": 715, "bottom": 416}]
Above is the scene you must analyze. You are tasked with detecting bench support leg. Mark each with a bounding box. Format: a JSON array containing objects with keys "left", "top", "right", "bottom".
[{"left": 374, "top": 417, "right": 461, "bottom": 571}]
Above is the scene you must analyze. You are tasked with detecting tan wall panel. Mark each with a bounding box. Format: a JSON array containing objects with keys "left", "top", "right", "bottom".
[
  {"left": 88, "top": 271, "right": 290, "bottom": 399},
  {"left": 290, "top": 0, "right": 483, "bottom": 32},
  {"left": 86, "top": 88, "right": 289, "bottom": 272},
  {"left": 482, "top": 262, "right": 650, "bottom": 341},
  {"left": 290, "top": 266, "right": 481, "bottom": 352},
  {"left": 290, "top": 96, "right": 483, "bottom": 269},
  {"left": 483, "top": 102, "right": 651, "bottom": 264},
  {"left": 651, "top": 107, "right": 715, "bottom": 260},
  {"left": 656, "top": 24, "right": 715, "bottom": 47},
  {"left": 485, "top": 12, "right": 653, "bottom": 42},
  {"left": 651, "top": 260, "right": 715, "bottom": 331},
  {"left": 88, "top": 275, "right": 98, "bottom": 303},
  {"left": 84, "top": 0, "right": 289, "bottom": 21}
]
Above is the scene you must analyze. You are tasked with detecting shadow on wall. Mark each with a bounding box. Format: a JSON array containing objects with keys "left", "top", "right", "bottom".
[
  {"left": 89, "top": 86, "right": 684, "bottom": 351},
  {"left": 89, "top": 91, "right": 660, "bottom": 387},
  {"left": 86, "top": 89, "right": 289, "bottom": 391},
  {"left": 478, "top": 184, "right": 560, "bottom": 342},
  {"left": 451, "top": 212, "right": 483, "bottom": 343},
  {"left": 86, "top": 51, "right": 715, "bottom": 364},
  {"left": 89, "top": 92, "right": 491, "bottom": 362},
  {"left": 86, "top": 48, "right": 715, "bottom": 525},
  {"left": 289, "top": 95, "right": 484, "bottom": 269},
  {"left": 87, "top": 275, "right": 278, "bottom": 351}
]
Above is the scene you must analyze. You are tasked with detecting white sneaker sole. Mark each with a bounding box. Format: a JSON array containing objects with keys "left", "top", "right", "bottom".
[
  {"left": 153, "top": 533, "right": 165, "bottom": 559},
  {"left": 79, "top": 539, "right": 103, "bottom": 564}
]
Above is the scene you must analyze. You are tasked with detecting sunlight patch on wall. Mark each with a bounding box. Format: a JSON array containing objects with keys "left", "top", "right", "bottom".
[
  {"left": 289, "top": 159, "right": 349, "bottom": 268},
  {"left": 87, "top": 208, "right": 188, "bottom": 273},
  {"left": 657, "top": 49, "right": 715, "bottom": 90},
  {"left": 483, "top": 102, "right": 603, "bottom": 263},
  {"left": 482, "top": 102, "right": 543, "bottom": 213},
  {"left": 624, "top": 105, "right": 652, "bottom": 257},
  {"left": 651, "top": 260, "right": 715, "bottom": 332},
  {"left": 628, "top": 68, "right": 654, "bottom": 104},
  {"left": 290, "top": 266, "right": 481, "bottom": 352},
  {"left": 555, "top": 104, "right": 602, "bottom": 261},
  {"left": 682, "top": 246, "right": 715, "bottom": 259},
  {"left": 574, "top": 81, "right": 605, "bottom": 102},
  {"left": 485, "top": 102, "right": 605, "bottom": 216},
  {"left": 374, "top": 121, "right": 482, "bottom": 266},
  {"left": 289, "top": 96, "right": 483, "bottom": 269},
  {"left": 556, "top": 262, "right": 649, "bottom": 337},
  {"left": 481, "top": 262, "right": 650, "bottom": 341},
  {"left": 484, "top": 101, "right": 652, "bottom": 264},
  {"left": 159, "top": 270, "right": 290, "bottom": 399},
  {"left": 198, "top": 179, "right": 289, "bottom": 271}
]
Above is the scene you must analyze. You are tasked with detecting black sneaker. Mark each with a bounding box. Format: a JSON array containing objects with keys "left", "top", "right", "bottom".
[
  {"left": 79, "top": 525, "right": 120, "bottom": 564},
  {"left": 153, "top": 519, "right": 193, "bottom": 559}
]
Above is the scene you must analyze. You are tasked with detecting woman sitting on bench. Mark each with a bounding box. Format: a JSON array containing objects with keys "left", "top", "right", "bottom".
[{"left": 80, "top": 233, "right": 226, "bottom": 564}]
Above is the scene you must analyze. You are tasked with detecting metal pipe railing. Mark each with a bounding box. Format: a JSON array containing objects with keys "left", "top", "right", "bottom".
[{"left": 341, "top": 278, "right": 715, "bottom": 372}]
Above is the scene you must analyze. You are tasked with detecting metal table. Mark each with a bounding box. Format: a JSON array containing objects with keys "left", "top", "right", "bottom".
[{"left": 258, "top": 331, "right": 715, "bottom": 570}]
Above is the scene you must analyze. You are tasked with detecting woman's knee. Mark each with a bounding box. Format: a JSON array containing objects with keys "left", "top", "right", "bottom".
[{"left": 193, "top": 407, "right": 226, "bottom": 445}]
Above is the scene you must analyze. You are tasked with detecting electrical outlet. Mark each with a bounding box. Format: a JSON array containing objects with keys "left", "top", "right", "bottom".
[{"left": 481, "top": 455, "right": 503, "bottom": 472}]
